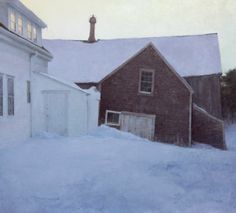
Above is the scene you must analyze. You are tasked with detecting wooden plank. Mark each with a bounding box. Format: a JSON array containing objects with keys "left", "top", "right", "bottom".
[{"left": 120, "top": 112, "right": 156, "bottom": 140}]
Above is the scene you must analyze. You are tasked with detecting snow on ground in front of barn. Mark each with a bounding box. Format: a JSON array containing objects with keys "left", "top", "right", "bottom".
[{"left": 0, "top": 126, "right": 236, "bottom": 213}]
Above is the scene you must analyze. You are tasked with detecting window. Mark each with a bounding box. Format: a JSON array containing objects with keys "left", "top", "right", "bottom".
[
  {"left": 139, "top": 69, "right": 154, "bottom": 94},
  {"left": 0, "top": 75, "right": 3, "bottom": 116},
  {"left": 27, "top": 22, "right": 32, "bottom": 40},
  {"left": 32, "top": 26, "right": 37, "bottom": 42},
  {"left": 7, "top": 76, "right": 14, "bottom": 116},
  {"left": 17, "top": 15, "right": 23, "bottom": 35},
  {"left": 9, "top": 10, "right": 16, "bottom": 32},
  {"left": 105, "top": 110, "right": 121, "bottom": 126},
  {"left": 27, "top": 81, "right": 31, "bottom": 103}
]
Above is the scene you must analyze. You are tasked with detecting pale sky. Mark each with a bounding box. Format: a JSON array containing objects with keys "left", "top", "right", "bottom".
[{"left": 21, "top": 0, "right": 236, "bottom": 72}]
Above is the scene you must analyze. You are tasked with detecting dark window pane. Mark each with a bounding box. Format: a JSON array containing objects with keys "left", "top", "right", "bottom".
[
  {"left": 7, "top": 77, "right": 14, "bottom": 116},
  {"left": 27, "top": 81, "right": 31, "bottom": 103},
  {"left": 140, "top": 71, "right": 153, "bottom": 93},
  {"left": 107, "top": 112, "right": 120, "bottom": 125}
]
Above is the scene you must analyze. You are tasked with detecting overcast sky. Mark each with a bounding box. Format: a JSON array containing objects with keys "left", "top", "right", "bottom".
[{"left": 21, "top": 0, "right": 236, "bottom": 72}]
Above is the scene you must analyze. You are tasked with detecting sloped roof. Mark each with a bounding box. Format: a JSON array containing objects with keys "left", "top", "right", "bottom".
[{"left": 43, "top": 33, "right": 222, "bottom": 83}]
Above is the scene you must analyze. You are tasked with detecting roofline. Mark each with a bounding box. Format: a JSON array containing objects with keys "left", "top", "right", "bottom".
[
  {"left": 99, "top": 42, "right": 194, "bottom": 94},
  {"left": 149, "top": 42, "right": 194, "bottom": 94},
  {"left": 193, "top": 104, "right": 224, "bottom": 124},
  {"left": 98, "top": 43, "right": 152, "bottom": 84},
  {"left": 35, "top": 72, "right": 90, "bottom": 95},
  {"left": 43, "top": 33, "right": 219, "bottom": 43},
  {"left": 7, "top": 1, "right": 47, "bottom": 28},
  {"left": 184, "top": 73, "right": 222, "bottom": 78},
  {"left": 0, "top": 24, "right": 52, "bottom": 60}
]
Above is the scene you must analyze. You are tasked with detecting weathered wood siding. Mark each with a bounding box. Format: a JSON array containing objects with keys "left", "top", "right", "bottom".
[
  {"left": 120, "top": 112, "right": 156, "bottom": 141},
  {"left": 192, "top": 104, "right": 226, "bottom": 149},
  {"left": 184, "top": 74, "right": 222, "bottom": 118},
  {"left": 99, "top": 45, "right": 192, "bottom": 146}
]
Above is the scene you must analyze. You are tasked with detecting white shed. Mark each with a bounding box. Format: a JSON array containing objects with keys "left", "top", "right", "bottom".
[{"left": 31, "top": 72, "right": 100, "bottom": 137}]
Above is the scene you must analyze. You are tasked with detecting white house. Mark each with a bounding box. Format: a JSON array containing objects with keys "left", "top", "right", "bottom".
[{"left": 0, "top": 0, "right": 100, "bottom": 143}]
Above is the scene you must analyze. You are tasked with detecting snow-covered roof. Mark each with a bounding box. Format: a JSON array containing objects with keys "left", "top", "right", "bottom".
[
  {"left": 36, "top": 72, "right": 89, "bottom": 95},
  {"left": 43, "top": 33, "right": 222, "bottom": 83}
]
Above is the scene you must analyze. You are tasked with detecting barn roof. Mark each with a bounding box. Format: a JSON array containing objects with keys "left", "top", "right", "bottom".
[{"left": 43, "top": 33, "right": 222, "bottom": 83}]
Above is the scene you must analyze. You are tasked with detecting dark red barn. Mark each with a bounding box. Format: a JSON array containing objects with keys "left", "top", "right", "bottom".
[{"left": 44, "top": 33, "right": 226, "bottom": 149}]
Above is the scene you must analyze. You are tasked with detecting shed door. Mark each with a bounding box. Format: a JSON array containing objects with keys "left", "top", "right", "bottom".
[
  {"left": 120, "top": 112, "right": 156, "bottom": 140},
  {"left": 44, "top": 91, "right": 68, "bottom": 136}
]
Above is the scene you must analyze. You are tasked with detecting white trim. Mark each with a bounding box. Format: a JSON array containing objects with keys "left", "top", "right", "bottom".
[
  {"left": 27, "top": 20, "right": 32, "bottom": 40},
  {"left": 8, "top": 7, "right": 16, "bottom": 32},
  {"left": 17, "top": 14, "right": 23, "bottom": 36},
  {"left": 105, "top": 110, "right": 121, "bottom": 126},
  {"left": 36, "top": 72, "right": 89, "bottom": 95},
  {"left": 42, "top": 90, "right": 70, "bottom": 95},
  {"left": 0, "top": 27, "right": 52, "bottom": 61}
]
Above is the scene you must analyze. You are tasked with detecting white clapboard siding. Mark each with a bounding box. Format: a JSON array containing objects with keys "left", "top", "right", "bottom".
[{"left": 120, "top": 112, "right": 156, "bottom": 141}]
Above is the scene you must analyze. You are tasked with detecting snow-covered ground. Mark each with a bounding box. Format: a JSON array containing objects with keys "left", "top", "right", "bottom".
[{"left": 0, "top": 125, "right": 236, "bottom": 213}]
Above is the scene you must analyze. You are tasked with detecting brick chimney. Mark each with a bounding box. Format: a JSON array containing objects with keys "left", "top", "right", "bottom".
[{"left": 88, "top": 15, "right": 96, "bottom": 43}]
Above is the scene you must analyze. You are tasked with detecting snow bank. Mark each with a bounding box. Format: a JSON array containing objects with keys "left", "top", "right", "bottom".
[
  {"left": 225, "top": 124, "right": 236, "bottom": 151},
  {"left": 0, "top": 125, "right": 235, "bottom": 213}
]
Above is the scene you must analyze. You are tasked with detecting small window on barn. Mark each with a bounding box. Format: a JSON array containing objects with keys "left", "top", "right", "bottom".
[
  {"left": 105, "top": 110, "right": 121, "bottom": 126},
  {"left": 139, "top": 69, "right": 154, "bottom": 94},
  {"left": 0, "top": 75, "right": 3, "bottom": 116},
  {"left": 7, "top": 76, "right": 14, "bottom": 116}
]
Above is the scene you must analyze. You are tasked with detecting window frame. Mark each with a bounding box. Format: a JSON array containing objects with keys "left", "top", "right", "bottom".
[
  {"left": 17, "top": 15, "right": 23, "bottom": 35},
  {"left": 105, "top": 110, "right": 121, "bottom": 126},
  {"left": 7, "top": 75, "right": 14, "bottom": 116},
  {"left": 27, "top": 21, "right": 32, "bottom": 40},
  {"left": 139, "top": 68, "right": 155, "bottom": 95},
  {"left": 32, "top": 26, "right": 37, "bottom": 42},
  {"left": 9, "top": 9, "right": 16, "bottom": 32}
]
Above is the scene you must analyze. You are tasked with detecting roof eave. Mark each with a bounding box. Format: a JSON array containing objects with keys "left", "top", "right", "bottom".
[{"left": 0, "top": 26, "right": 52, "bottom": 60}]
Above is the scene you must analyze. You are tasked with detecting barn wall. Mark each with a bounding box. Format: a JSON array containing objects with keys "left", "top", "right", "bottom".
[
  {"left": 99, "top": 45, "right": 192, "bottom": 146},
  {"left": 0, "top": 38, "right": 31, "bottom": 143},
  {"left": 192, "top": 105, "right": 226, "bottom": 149},
  {"left": 184, "top": 74, "right": 222, "bottom": 118},
  {"left": 31, "top": 73, "right": 89, "bottom": 137}
]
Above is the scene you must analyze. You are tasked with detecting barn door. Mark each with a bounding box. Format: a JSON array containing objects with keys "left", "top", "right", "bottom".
[
  {"left": 44, "top": 91, "right": 68, "bottom": 136},
  {"left": 120, "top": 112, "right": 156, "bottom": 140}
]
